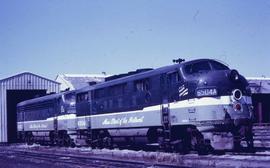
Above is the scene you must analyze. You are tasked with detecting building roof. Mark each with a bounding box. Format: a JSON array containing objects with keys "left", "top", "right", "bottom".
[
  {"left": 246, "top": 77, "right": 270, "bottom": 81},
  {"left": 247, "top": 77, "right": 270, "bottom": 94},
  {"left": 55, "top": 74, "right": 107, "bottom": 90},
  {"left": 0, "top": 72, "right": 59, "bottom": 84}
]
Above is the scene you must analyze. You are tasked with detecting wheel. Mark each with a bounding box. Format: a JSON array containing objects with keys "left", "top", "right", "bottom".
[
  {"left": 174, "top": 140, "right": 190, "bottom": 154},
  {"left": 57, "top": 139, "right": 64, "bottom": 147},
  {"left": 197, "top": 144, "right": 208, "bottom": 155},
  {"left": 63, "top": 134, "right": 73, "bottom": 147},
  {"left": 57, "top": 133, "right": 64, "bottom": 147},
  {"left": 103, "top": 136, "right": 113, "bottom": 149},
  {"left": 70, "top": 141, "right": 76, "bottom": 148},
  {"left": 26, "top": 133, "right": 34, "bottom": 145},
  {"left": 49, "top": 132, "right": 56, "bottom": 146}
]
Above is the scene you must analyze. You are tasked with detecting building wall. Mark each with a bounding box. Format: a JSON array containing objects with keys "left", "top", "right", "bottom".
[{"left": 0, "top": 72, "right": 59, "bottom": 143}]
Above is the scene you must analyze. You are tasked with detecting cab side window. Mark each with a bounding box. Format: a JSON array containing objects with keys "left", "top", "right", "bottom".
[
  {"left": 167, "top": 71, "right": 181, "bottom": 86},
  {"left": 77, "top": 92, "right": 89, "bottom": 102},
  {"left": 109, "top": 83, "right": 126, "bottom": 96}
]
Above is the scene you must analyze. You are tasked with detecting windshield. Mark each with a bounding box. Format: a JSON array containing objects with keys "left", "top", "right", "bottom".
[
  {"left": 209, "top": 60, "right": 229, "bottom": 70},
  {"left": 184, "top": 60, "right": 229, "bottom": 75},
  {"left": 184, "top": 61, "right": 211, "bottom": 75}
]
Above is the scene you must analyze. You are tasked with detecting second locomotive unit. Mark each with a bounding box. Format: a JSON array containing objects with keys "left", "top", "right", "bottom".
[{"left": 17, "top": 59, "right": 254, "bottom": 153}]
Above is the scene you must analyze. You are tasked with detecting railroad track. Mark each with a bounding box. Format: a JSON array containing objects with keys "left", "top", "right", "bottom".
[
  {"left": 226, "top": 151, "right": 270, "bottom": 157},
  {"left": 0, "top": 148, "right": 188, "bottom": 168},
  {"left": 2, "top": 145, "right": 270, "bottom": 168}
]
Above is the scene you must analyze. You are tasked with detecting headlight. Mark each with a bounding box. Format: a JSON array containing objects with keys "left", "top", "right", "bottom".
[
  {"left": 234, "top": 103, "right": 242, "bottom": 111},
  {"left": 232, "top": 89, "right": 242, "bottom": 100}
]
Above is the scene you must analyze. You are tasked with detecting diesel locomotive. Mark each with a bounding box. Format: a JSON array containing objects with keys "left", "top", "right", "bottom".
[{"left": 17, "top": 59, "right": 254, "bottom": 153}]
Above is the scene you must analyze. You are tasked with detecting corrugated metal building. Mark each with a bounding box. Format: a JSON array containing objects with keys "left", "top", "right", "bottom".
[
  {"left": 0, "top": 72, "right": 60, "bottom": 143},
  {"left": 55, "top": 74, "right": 107, "bottom": 91}
]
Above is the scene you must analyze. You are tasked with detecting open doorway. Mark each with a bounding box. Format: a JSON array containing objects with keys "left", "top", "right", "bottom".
[{"left": 6, "top": 89, "right": 46, "bottom": 143}]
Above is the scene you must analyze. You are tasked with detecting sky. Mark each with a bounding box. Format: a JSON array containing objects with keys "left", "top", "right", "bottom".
[{"left": 0, "top": 0, "right": 270, "bottom": 80}]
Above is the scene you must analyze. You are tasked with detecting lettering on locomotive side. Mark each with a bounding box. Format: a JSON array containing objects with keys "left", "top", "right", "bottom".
[
  {"left": 77, "top": 120, "right": 86, "bottom": 127},
  {"left": 17, "top": 123, "right": 23, "bottom": 130},
  {"left": 102, "top": 116, "right": 145, "bottom": 126},
  {"left": 196, "top": 88, "right": 218, "bottom": 97},
  {"left": 29, "top": 123, "right": 48, "bottom": 129}
]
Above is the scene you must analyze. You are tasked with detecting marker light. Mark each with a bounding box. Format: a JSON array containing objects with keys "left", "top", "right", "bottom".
[
  {"left": 230, "top": 70, "right": 239, "bottom": 81},
  {"left": 234, "top": 103, "right": 242, "bottom": 111}
]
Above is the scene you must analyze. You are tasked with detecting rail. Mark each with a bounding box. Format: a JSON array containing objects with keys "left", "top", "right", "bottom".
[
  {"left": 253, "top": 123, "right": 270, "bottom": 127},
  {"left": 0, "top": 147, "right": 188, "bottom": 168}
]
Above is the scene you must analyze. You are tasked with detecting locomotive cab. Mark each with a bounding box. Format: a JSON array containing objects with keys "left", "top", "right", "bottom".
[{"left": 171, "top": 59, "right": 254, "bottom": 150}]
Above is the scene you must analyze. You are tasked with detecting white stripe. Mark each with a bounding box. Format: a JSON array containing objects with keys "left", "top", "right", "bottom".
[
  {"left": 90, "top": 106, "right": 160, "bottom": 118},
  {"left": 179, "top": 86, "right": 185, "bottom": 92},
  {"left": 179, "top": 87, "right": 186, "bottom": 93},
  {"left": 170, "top": 95, "right": 244, "bottom": 109},
  {"left": 18, "top": 95, "right": 252, "bottom": 124},
  {"left": 89, "top": 96, "right": 237, "bottom": 118},
  {"left": 179, "top": 88, "right": 188, "bottom": 96},
  {"left": 182, "top": 91, "right": 188, "bottom": 96}
]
